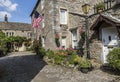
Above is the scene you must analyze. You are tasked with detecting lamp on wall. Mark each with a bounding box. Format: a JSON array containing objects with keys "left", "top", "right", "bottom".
[
  {"left": 82, "top": 3, "right": 90, "bottom": 59},
  {"left": 82, "top": 4, "right": 90, "bottom": 14}
]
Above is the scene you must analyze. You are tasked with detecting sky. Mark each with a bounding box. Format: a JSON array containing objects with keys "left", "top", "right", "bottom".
[{"left": 0, "top": 0, "right": 37, "bottom": 24}]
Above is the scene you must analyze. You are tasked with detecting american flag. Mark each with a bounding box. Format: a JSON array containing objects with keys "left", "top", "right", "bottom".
[{"left": 32, "top": 11, "right": 42, "bottom": 28}]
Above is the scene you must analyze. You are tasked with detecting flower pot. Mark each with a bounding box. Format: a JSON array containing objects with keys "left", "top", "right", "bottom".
[{"left": 80, "top": 67, "right": 89, "bottom": 73}]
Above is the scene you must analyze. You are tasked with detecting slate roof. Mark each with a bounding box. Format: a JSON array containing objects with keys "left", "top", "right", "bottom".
[
  {"left": 0, "top": 22, "right": 32, "bottom": 31},
  {"left": 90, "top": 14, "right": 120, "bottom": 30},
  {"left": 30, "top": 0, "right": 40, "bottom": 17}
]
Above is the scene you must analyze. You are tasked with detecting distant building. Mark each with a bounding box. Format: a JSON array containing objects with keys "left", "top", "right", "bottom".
[{"left": 0, "top": 15, "right": 32, "bottom": 39}]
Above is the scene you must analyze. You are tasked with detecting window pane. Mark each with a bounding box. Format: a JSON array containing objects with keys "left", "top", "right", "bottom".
[{"left": 60, "top": 9, "right": 67, "bottom": 24}]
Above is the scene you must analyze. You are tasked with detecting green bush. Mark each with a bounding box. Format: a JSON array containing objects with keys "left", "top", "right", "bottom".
[
  {"left": 68, "top": 54, "right": 81, "bottom": 65},
  {"left": 54, "top": 55, "right": 66, "bottom": 65},
  {"left": 46, "top": 49, "right": 55, "bottom": 59},
  {"left": 56, "top": 50, "right": 68, "bottom": 56},
  {"left": 37, "top": 47, "right": 46, "bottom": 58},
  {"left": 65, "top": 51, "right": 81, "bottom": 66},
  {"left": 46, "top": 49, "right": 66, "bottom": 64},
  {"left": 107, "top": 48, "right": 120, "bottom": 70},
  {"left": 32, "top": 39, "right": 46, "bottom": 58},
  {"left": 80, "top": 59, "right": 91, "bottom": 68}
]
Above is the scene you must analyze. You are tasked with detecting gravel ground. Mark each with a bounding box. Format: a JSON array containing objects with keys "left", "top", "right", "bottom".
[{"left": 0, "top": 52, "right": 119, "bottom": 82}]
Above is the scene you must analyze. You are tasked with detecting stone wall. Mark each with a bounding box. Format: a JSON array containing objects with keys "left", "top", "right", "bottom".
[{"left": 31, "top": 0, "right": 120, "bottom": 62}]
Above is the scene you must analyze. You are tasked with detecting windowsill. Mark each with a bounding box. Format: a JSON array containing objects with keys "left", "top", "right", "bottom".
[{"left": 60, "top": 24, "right": 67, "bottom": 26}]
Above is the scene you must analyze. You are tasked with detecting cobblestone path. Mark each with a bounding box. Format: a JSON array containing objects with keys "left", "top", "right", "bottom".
[{"left": 0, "top": 52, "right": 119, "bottom": 82}]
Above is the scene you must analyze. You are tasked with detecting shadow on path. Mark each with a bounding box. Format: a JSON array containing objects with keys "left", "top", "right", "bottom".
[{"left": 0, "top": 54, "right": 47, "bottom": 82}]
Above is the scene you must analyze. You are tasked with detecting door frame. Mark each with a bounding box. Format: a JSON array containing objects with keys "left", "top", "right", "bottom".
[{"left": 101, "top": 27, "right": 118, "bottom": 63}]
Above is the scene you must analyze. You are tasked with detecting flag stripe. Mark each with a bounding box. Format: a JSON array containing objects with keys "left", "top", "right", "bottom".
[{"left": 32, "top": 11, "right": 42, "bottom": 28}]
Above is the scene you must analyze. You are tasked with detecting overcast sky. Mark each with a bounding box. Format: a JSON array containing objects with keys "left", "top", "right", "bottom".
[{"left": 0, "top": 0, "right": 37, "bottom": 24}]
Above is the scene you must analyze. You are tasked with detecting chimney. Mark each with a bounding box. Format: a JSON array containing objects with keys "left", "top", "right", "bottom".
[{"left": 4, "top": 14, "right": 8, "bottom": 22}]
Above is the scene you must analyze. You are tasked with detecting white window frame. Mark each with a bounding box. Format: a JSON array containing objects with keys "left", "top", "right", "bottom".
[
  {"left": 61, "top": 37, "right": 66, "bottom": 49},
  {"left": 71, "top": 30, "right": 78, "bottom": 49},
  {"left": 60, "top": 9, "right": 67, "bottom": 25}
]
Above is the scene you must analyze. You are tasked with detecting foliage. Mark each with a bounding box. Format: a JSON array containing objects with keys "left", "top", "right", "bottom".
[
  {"left": 107, "top": 48, "right": 120, "bottom": 70},
  {"left": 37, "top": 47, "right": 46, "bottom": 58},
  {"left": 55, "top": 38, "right": 60, "bottom": 48},
  {"left": 81, "top": 32, "right": 85, "bottom": 40},
  {"left": 55, "top": 34, "right": 60, "bottom": 48},
  {"left": 54, "top": 55, "right": 66, "bottom": 65},
  {"left": 4, "top": 36, "right": 27, "bottom": 43},
  {"left": 32, "top": 39, "right": 42, "bottom": 53},
  {"left": 46, "top": 49, "right": 55, "bottom": 59},
  {"left": 56, "top": 50, "right": 68, "bottom": 56},
  {"left": 32, "top": 39, "right": 46, "bottom": 58},
  {"left": 95, "top": 3, "right": 105, "bottom": 9},
  {"left": 66, "top": 48, "right": 75, "bottom": 55},
  {"left": 80, "top": 59, "right": 91, "bottom": 68},
  {"left": 0, "top": 31, "right": 5, "bottom": 48},
  {"left": 3, "top": 36, "right": 28, "bottom": 52},
  {"left": 46, "top": 50, "right": 66, "bottom": 65},
  {"left": 68, "top": 53, "right": 81, "bottom": 65},
  {"left": 44, "top": 49, "right": 84, "bottom": 68},
  {"left": 0, "top": 31, "right": 7, "bottom": 55}
]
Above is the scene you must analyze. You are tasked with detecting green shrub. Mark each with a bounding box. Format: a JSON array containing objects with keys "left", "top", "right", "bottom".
[
  {"left": 45, "top": 49, "right": 66, "bottom": 65},
  {"left": 56, "top": 50, "right": 68, "bottom": 56},
  {"left": 66, "top": 51, "right": 81, "bottom": 65},
  {"left": 80, "top": 59, "right": 91, "bottom": 68},
  {"left": 46, "top": 49, "right": 55, "bottom": 59},
  {"left": 107, "top": 48, "right": 120, "bottom": 70},
  {"left": 54, "top": 55, "right": 66, "bottom": 65},
  {"left": 37, "top": 47, "right": 46, "bottom": 58},
  {"left": 32, "top": 39, "right": 46, "bottom": 58},
  {"left": 32, "top": 39, "right": 42, "bottom": 54}
]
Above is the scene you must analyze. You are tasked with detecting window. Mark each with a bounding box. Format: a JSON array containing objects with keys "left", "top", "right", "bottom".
[
  {"left": 6, "top": 32, "right": 8, "bottom": 36},
  {"left": 108, "top": 36, "right": 111, "bottom": 41},
  {"left": 62, "top": 37, "right": 66, "bottom": 49},
  {"left": 41, "top": 0, "right": 44, "bottom": 10},
  {"left": 12, "top": 32, "right": 14, "bottom": 36},
  {"left": 71, "top": 30, "right": 78, "bottom": 49},
  {"left": 60, "top": 9, "right": 67, "bottom": 24},
  {"left": 9, "top": 32, "right": 11, "bottom": 36},
  {"left": 6, "top": 32, "right": 14, "bottom": 37}
]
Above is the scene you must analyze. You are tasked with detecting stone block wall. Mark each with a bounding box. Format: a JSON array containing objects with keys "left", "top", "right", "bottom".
[{"left": 31, "top": 0, "right": 120, "bottom": 62}]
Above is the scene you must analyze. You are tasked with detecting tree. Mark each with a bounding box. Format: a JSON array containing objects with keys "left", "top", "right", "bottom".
[{"left": 0, "top": 30, "right": 5, "bottom": 47}]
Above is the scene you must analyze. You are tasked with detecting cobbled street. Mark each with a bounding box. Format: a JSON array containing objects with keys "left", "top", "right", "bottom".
[{"left": 0, "top": 52, "right": 119, "bottom": 82}]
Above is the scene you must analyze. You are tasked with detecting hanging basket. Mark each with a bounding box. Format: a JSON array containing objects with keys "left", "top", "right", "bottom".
[
  {"left": 79, "top": 27, "right": 85, "bottom": 35},
  {"left": 55, "top": 33, "right": 60, "bottom": 48}
]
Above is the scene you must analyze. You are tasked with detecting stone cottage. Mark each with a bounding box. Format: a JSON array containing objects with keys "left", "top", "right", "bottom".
[
  {"left": 0, "top": 15, "right": 32, "bottom": 39},
  {"left": 30, "top": 0, "right": 120, "bottom": 63},
  {"left": 0, "top": 15, "right": 32, "bottom": 51}
]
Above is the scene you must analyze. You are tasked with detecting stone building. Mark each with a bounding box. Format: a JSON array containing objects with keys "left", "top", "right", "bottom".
[
  {"left": 0, "top": 15, "right": 32, "bottom": 39},
  {"left": 30, "top": 0, "right": 120, "bottom": 63}
]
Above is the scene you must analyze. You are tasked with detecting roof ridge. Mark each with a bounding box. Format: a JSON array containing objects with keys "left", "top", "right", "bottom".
[{"left": 103, "top": 13, "right": 120, "bottom": 22}]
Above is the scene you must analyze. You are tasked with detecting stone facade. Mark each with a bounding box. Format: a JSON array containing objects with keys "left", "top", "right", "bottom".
[
  {"left": 30, "top": 0, "right": 104, "bottom": 48},
  {"left": 31, "top": 0, "right": 119, "bottom": 63},
  {"left": 0, "top": 22, "right": 32, "bottom": 39}
]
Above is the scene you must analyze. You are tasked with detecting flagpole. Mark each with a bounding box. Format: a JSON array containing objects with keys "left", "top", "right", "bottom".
[{"left": 32, "top": 11, "right": 43, "bottom": 40}]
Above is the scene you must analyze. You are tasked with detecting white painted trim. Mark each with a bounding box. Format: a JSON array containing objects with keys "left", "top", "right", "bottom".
[{"left": 101, "top": 27, "right": 118, "bottom": 63}]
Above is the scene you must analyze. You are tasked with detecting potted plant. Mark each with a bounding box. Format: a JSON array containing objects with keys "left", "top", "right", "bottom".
[
  {"left": 79, "top": 59, "right": 92, "bottom": 73},
  {"left": 55, "top": 33, "right": 60, "bottom": 48},
  {"left": 95, "top": 3, "right": 105, "bottom": 13}
]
